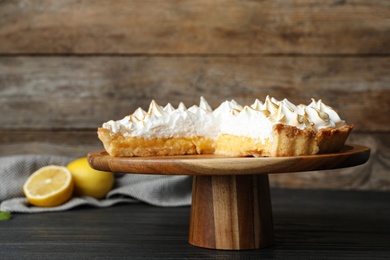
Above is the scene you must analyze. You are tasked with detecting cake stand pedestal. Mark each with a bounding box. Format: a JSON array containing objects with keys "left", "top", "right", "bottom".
[{"left": 88, "top": 144, "right": 370, "bottom": 250}]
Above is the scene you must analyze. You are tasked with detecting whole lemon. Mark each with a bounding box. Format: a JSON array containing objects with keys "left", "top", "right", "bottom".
[{"left": 67, "top": 157, "right": 114, "bottom": 199}]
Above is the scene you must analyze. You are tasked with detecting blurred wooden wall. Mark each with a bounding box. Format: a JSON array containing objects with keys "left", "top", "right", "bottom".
[{"left": 0, "top": 0, "right": 389, "bottom": 190}]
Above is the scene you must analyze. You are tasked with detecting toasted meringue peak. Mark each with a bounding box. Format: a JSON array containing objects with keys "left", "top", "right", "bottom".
[
  {"left": 178, "top": 102, "right": 187, "bottom": 111},
  {"left": 273, "top": 103, "right": 287, "bottom": 122},
  {"left": 188, "top": 105, "right": 199, "bottom": 113},
  {"left": 251, "top": 99, "right": 263, "bottom": 110},
  {"left": 271, "top": 96, "right": 280, "bottom": 105},
  {"left": 199, "top": 96, "right": 213, "bottom": 112},
  {"left": 131, "top": 107, "right": 146, "bottom": 121},
  {"left": 281, "top": 98, "right": 299, "bottom": 111},
  {"left": 309, "top": 99, "right": 345, "bottom": 127},
  {"left": 188, "top": 97, "right": 213, "bottom": 115},
  {"left": 239, "top": 106, "right": 269, "bottom": 118},
  {"left": 303, "top": 106, "right": 335, "bottom": 130},
  {"left": 229, "top": 99, "right": 242, "bottom": 109},
  {"left": 163, "top": 103, "right": 175, "bottom": 113},
  {"left": 214, "top": 99, "right": 243, "bottom": 115},
  {"left": 148, "top": 100, "right": 164, "bottom": 117},
  {"left": 263, "top": 95, "right": 279, "bottom": 115},
  {"left": 274, "top": 102, "right": 311, "bottom": 129}
]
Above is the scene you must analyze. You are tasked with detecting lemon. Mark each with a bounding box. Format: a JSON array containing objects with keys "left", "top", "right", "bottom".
[
  {"left": 23, "top": 165, "right": 74, "bottom": 207},
  {"left": 67, "top": 157, "right": 114, "bottom": 199}
]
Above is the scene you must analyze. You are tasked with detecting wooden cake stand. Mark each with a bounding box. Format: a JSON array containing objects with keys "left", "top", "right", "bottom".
[{"left": 88, "top": 144, "right": 370, "bottom": 250}]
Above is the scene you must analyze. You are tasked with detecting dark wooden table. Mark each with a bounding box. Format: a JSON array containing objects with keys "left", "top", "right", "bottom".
[{"left": 1, "top": 188, "right": 389, "bottom": 259}]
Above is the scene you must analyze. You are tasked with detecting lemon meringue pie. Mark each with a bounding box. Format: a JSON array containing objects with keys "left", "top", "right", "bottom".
[{"left": 98, "top": 96, "right": 353, "bottom": 157}]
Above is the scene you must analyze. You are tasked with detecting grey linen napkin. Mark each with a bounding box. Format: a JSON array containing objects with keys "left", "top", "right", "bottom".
[{"left": 0, "top": 155, "right": 192, "bottom": 213}]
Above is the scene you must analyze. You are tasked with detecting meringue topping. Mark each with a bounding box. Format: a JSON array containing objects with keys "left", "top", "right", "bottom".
[
  {"left": 307, "top": 99, "right": 346, "bottom": 128},
  {"left": 102, "top": 96, "right": 348, "bottom": 140},
  {"left": 220, "top": 106, "right": 273, "bottom": 142}
]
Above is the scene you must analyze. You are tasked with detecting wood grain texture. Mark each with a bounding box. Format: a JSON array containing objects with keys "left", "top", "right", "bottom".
[
  {"left": 0, "top": 0, "right": 388, "bottom": 192},
  {"left": 1, "top": 189, "right": 389, "bottom": 258},
  {"left": 0, "top": 130, "right": 103, "bottom": 158},
  {"left": 1, "top": 0, "right": 389, "bottom": 54},
  {"left": 1, "top": 56, "right": 389, "bottom": 131},
  {"left": 189, "top": 175, "right": 274, "bottom": 250},
  {"left": 87, "top": 144, "right": 370, "bottom": 175}
]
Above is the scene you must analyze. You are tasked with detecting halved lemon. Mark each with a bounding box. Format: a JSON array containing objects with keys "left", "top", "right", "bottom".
[{"left": 23, "top": 165, "right": 74, "bottom": 207}]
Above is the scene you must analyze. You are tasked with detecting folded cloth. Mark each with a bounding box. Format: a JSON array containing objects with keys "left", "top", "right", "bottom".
[{"left": 0, "top": 155, "right": 192, "bottom": 213}]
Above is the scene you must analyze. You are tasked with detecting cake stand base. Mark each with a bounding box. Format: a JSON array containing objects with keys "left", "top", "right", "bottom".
[{"left": 189, "top": 174, "right": 274, "bottom": 250}]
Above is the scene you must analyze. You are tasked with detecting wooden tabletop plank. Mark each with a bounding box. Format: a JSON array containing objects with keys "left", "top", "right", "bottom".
[
  {"left": 1, "top": 189, "right": 389, "bottom": 259},
  {"left": 1, "top": 0, "right": 389, "bottom": 54},
  {"left": 1, "top": 56, "right": 389, "bottom": 131}
]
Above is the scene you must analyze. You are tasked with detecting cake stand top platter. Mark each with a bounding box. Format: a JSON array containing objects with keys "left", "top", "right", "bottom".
[{"left": 88, "top": 144, "right": 370, "bottom": 175}]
